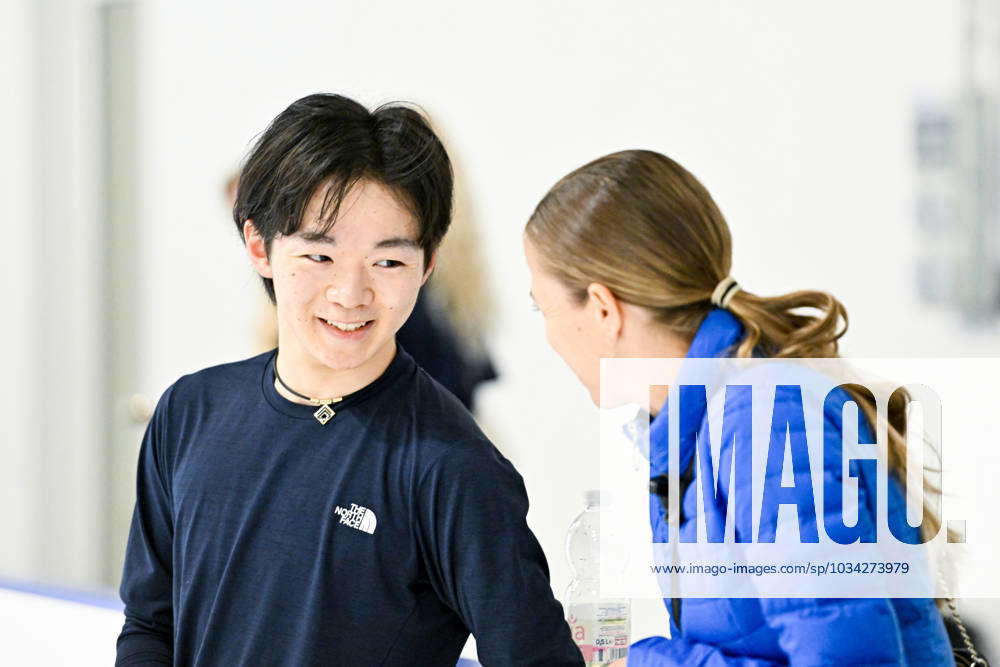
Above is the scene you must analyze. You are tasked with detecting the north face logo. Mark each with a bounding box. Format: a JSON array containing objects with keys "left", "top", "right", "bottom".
[{"left": 334, "top": 503, "right": 377, "bottom": 534}]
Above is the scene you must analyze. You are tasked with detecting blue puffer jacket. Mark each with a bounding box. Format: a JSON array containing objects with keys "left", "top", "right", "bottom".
[{"left": 628, "top": 309, "right": 954, "bottom": 666}]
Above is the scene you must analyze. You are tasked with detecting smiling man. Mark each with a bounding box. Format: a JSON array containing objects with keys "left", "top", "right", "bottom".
[{"left": 115, "top": 94, "right": 582, "bottom": 666}]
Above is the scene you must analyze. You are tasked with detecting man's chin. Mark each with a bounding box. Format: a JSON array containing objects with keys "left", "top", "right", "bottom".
[
  {"left": 311, "top": 341, "right": 393, "bottom": 375},
  {"left": 312, "top": 354, "right": 364, "bottom": 374}
]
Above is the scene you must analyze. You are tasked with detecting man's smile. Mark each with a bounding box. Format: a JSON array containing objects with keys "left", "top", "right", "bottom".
[{"left": 317, "top": 316, "right": 375, "bottom": 337}]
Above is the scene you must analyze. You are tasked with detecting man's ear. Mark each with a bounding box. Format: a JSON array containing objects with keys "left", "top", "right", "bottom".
[
  {"left": 243, "top": 219, "right": 274, "bottom": 279},
  {"left": 586, "top": 282, "right": 624, "bottom": 341},
  {"left": 420, "top": 251, "right": 437, "bottom": 285}
]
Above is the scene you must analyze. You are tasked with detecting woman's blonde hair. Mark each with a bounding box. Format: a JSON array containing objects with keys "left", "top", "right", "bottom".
[{"left": 525, "top": 149, "right": 941, "bottom": 546}]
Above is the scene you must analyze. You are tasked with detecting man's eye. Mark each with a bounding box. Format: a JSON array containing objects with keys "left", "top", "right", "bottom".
[
  {"left": 375, "top": 259, "right": 404, "bottom": 268},
  {"left": 306, "top": 254, "right": 331, "bottom": 263}
]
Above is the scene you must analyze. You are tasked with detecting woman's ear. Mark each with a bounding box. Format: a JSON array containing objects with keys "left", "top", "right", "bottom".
[
  {"left": 243, "top": 220, "right": 274, "bottom": 279},
  {"left": 586, "top": 282, "right": 624, "bottom": 341}
]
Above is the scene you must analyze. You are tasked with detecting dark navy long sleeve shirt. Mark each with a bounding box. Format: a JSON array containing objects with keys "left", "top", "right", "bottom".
[{"left": 116, "top": 348, "right": 582, "bottom": 666}]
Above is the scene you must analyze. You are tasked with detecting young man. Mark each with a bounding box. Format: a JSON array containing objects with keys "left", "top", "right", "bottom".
[{"left": 116, "top": 94, "right": 583, "bottom": 666}]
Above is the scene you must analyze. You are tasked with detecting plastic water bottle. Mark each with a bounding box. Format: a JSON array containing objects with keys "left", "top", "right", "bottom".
[{"left": 565, "top": 490, "right": 630, "bottom": 666}]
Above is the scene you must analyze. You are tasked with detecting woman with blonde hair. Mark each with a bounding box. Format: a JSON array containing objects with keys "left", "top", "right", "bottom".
[{"left": 523, "top": 150, "right": 956, "bottom": 665}]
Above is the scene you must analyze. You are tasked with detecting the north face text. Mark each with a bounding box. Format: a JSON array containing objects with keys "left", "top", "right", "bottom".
[{"left": 334, "top": 503, "right": 377, "bottom": 534}]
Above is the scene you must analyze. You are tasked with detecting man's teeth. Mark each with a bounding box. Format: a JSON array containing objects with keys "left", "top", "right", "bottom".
[{"left": 325, "top": 319, "right": 368, "bottom": 331}]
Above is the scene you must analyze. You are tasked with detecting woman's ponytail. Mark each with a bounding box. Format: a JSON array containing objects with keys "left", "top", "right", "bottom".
[{"left": 725, "top": 289, "right": 849, "bottom": 359}]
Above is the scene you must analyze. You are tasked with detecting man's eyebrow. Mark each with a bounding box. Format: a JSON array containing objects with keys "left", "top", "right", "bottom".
[
  {"left": 296, "top": 232, "right": 419, "bottom": 250},
  {"left": 298, "top": 231, "right": 335, "bottom": 244},
  {"left": 374, "top": 237, "right": 420, "bottom": 250}
]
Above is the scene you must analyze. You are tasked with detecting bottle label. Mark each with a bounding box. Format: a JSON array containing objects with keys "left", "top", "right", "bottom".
[{"left": 567, "top": 601, "right": 630, "bottom": 665}]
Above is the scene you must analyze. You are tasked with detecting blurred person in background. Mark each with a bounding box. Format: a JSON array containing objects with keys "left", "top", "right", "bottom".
[
  {"left": 395, "top": 287, "right": 497, "bottom": 409},
  {"left": 523, "top": 149, "right": 958, "bottom": 665},
  {"left": 116, "top": 93, "right": 581, "bottom": 666},
  {"left": 396, "top": 132, "right": 499, "bottom": 411}
]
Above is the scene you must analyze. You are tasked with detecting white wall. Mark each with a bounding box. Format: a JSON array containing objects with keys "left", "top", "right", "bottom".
[
  {"left": 6, "top": 0, "right": 999, "bottom": 657},
  {"left": 0, "top": 0, "right": 42, "bottom": 581},
  {"left": 0, "top": 0, "right": 105, "bottom": 587}
]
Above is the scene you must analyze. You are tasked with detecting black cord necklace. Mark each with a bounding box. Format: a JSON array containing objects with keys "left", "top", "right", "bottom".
[{"left": 274, "top": 356, "right": 342, "bottom": 425}]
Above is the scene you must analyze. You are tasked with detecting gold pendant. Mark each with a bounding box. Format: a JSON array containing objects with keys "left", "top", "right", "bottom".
[
  {"left": 311, "top": 397, "right": 342, "bottom": 425},
  {"left": 313, "top": 404, "right": 335, "bottom": 425}
]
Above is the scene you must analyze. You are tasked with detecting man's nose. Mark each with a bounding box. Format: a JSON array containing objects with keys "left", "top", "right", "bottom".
[{"left": 325, "top": 266, "right": 374, "bottom": 309}]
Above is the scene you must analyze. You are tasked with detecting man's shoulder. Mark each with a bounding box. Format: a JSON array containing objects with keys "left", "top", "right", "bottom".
[
  {"left": 404, "top": 364, "right": 492, "bottom": 452},
  {"left": 371, "top": 357, "right": 507, "bottom": 480},
  {"left": 163, "top": 349, "right": 274, "bottom": 408}
]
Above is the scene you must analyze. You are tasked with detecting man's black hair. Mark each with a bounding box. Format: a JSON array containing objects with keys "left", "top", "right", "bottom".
[{"left": 233, "top": 93, "right": 454, "bottom": 303}]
